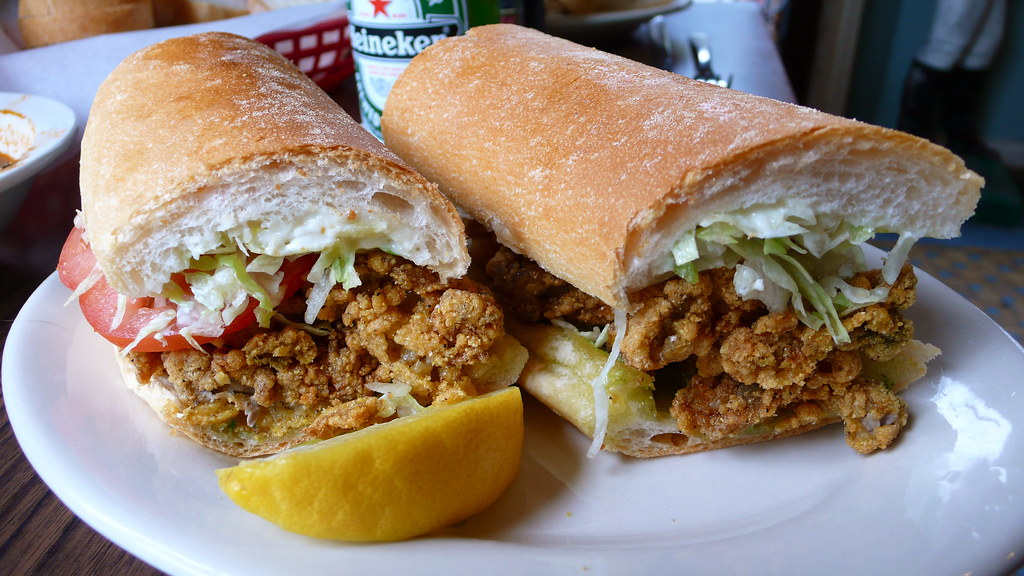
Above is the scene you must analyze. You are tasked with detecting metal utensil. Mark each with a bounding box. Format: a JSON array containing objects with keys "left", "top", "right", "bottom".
[{"left": 689, "top": 32, "right": 731, "bottom": 88}]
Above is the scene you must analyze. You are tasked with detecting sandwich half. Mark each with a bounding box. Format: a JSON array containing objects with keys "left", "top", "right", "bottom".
[
  {"left": 58, "top": 31, "right": 526, "bottom": 457},
  {"left": 382, "top": 24, "right": 982, "bottom": 457}
]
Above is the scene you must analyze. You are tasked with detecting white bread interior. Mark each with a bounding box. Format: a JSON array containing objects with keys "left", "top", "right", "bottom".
[
  {"left": 80, "top": 32, "right": 469, "bottom": 298},
  {"left": 382, "top": 24, "right": 982, "bottom": 310}
]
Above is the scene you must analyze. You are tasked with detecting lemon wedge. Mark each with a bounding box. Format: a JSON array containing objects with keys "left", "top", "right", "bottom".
[{"left": 216, "top": 387, "right": 523, "bottom": 541}]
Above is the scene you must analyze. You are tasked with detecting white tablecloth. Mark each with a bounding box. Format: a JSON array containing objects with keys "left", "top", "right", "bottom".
[{"left": 0, "top": 2, "right": 346, "bottom": 158}]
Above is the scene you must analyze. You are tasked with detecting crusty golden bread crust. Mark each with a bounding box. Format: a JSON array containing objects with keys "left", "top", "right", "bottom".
[
  {"left": 81, "top": 32, "right": 468, "bottom": 297},
  {"left": 383, "top": 24, "right": 981, "bottom": 309},
  {"left": 18, "top": 0, "right": 155, "bottom": 48}
]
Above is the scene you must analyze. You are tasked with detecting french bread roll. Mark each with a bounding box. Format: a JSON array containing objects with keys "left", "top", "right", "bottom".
[
  {"left": 64, "top": 31, "right": 525, "bottom": 458},
  {"left": 382, "top": 24, "right": 981, "bottom": 457},
  {"left": 18, "top": 0, "right": 154, "bottom": 48}
]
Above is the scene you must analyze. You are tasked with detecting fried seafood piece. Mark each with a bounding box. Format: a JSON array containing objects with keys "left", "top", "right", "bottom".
[
  {"left": 670, "top": 372, "right": 908, "bottom": 454},
  {"left": 718, "top": 313, "right": 840, "bottom": 390},
  {"left": 832, "top": 378, "right": 909, "bottom": 453},
  {"left": 485, "top": 247, "right": 920, "bottom": 452},
  {"left": 840, "top": 264, "right": 917, "bottom": 361},
  {"left": 661, "top": 266, "right": 916, "bottom": 453},
  {"left": 486, "top": 245, "right": 613, "bottom": 327},
  {"left": 127, "top": 250, "right": 508, "bottom": 442},
  {"left": 670, "top": 373, "right": 825, "bottom": 442},
  {"left": 620, "top": 268, "right": 763, "bottom": 371}
]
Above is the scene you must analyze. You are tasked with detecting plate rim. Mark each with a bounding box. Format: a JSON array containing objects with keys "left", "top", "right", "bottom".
[{"left": 6, "top": 265, "right": 1024, "bottom": 576}]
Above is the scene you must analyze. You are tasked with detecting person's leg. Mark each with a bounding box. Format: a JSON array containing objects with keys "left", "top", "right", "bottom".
[
  {"left": 897, "top": 60, "right": 947, "bottom": 140},
  {"left": 916, "top": 0, "right": 999, "bottom": 72},
  {"left": 898, "top": 0, "right": 1002, "bottom": 147},
  {"left": 944, "top": 0, "right": 1005, "bottom": 156},
  {"left": 944, "top": 67, "right": 999, "bottom": 157}
]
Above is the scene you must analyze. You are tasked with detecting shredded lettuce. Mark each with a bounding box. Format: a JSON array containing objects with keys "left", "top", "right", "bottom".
[
  {"left": 64, "top": 264, "right": 103, "bottom": 307},
  {"left": 550, "top": 318, "right": 611, "bottom": 348},
  {"left": 367, "top": 381, "right": 426, "bottom": 418},
  {"left": 550, "top": 315, "right": 624, "bottom": 457},
  {"left": 187, "top": 253, "right": 282, "bottom": 325},
  {"left": 671, "top": 205, "right": 916, "bottom": 345},
  {"left": 143, "top": 244, "right": 364, "bottom": 346},
  {"left": 80, "top": 206, "right": 396, "bottom": 347},
  {"left": 506, "top": 318, "right": 660, "bottom": 456},
  {"left": 884, "top": 232, "right": 917, "bottom": 284},
  {"left": 304, "top": 246, "right": 362, "bottom": 324},
  {"left": 587, "top": 308, "right": 628, "bottom": 458},
  {"left": 271, "top": 313, "right": 331, "bottom": 337},
  {"left": 121, "top": 309, "right": 176, "bottom": 355},
  {"left": 177, "top": 326, "right": 206, "bottom": 352},
  {"left": 112, "top": 294, "right": 128, "bottom": 332}
]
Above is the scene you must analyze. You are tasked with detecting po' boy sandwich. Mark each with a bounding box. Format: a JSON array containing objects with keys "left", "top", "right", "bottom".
[
  {"left": 381, "top": 24, "right": 982, "bottom": 457},
  {"left": 58, "top": 32, "right": 526, "bottom": 458}
]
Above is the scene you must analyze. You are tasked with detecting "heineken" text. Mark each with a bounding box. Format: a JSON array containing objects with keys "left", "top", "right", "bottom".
[{"left": 350, "top": 25, "right": 454, "bottom": 59}]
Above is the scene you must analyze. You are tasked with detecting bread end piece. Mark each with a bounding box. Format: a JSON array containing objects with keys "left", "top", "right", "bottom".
[{"left": 80, "top": 32, "right": 469, "bottom": 297}]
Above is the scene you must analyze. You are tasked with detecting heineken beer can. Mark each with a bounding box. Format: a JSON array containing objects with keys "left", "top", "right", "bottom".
[{"left": 348, "top": 0, "right": 499, "bottom": 139}]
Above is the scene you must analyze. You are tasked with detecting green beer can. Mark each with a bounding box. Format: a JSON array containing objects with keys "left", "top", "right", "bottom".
[{"left": 348, "top": 0, "right": 499, "bottom": 139}]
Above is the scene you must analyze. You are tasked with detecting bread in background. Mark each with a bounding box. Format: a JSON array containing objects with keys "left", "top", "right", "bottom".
[
  {"left": 247, "top": 0, "right": 336, "bottom": 12},
  {"left": 152, "top": 0, "right": 249, "bottom": 26},
  {"left": 18, "top": 0, "right": 154, "bottom": 48},
  {"left": 16, "top": 0, "right": 254, "bottom": 48}
]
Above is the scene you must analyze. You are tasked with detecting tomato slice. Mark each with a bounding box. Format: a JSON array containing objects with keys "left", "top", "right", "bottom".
[
  {"left": 58, "top": 227, "right": 315, "bottom": 353},
  {"left": 57, "top": 226, "right": 97, "bottom": 290}
]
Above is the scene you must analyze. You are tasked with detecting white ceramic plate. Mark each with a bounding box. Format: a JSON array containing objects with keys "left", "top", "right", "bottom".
[
  {"left": 545, "top": 0, "right": 692, "bottom": 40},
  {"left": 6, "top": 263, "right": 1024, "bottom": 576},
  {"left": 0, "top": 93, "right": 76, "bottom": 228}
]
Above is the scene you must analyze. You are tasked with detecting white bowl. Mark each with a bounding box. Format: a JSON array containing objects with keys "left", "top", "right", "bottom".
[{"left": 0, "top": 92, "right": 76, "bottom": 230}]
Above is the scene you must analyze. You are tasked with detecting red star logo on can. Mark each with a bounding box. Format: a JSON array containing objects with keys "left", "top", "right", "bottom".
[{"left": 370, "top": 0, "right": 391, "bottom": 17}]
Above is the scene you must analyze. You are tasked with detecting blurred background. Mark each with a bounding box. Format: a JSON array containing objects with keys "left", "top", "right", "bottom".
[{"left": 773, "top": 0, "right": 1023, "bottom": 237}]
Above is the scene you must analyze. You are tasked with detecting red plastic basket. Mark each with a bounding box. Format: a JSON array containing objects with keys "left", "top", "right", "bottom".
[{"left": 256, "top": 15, "right": 354, "bottom": 93}]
